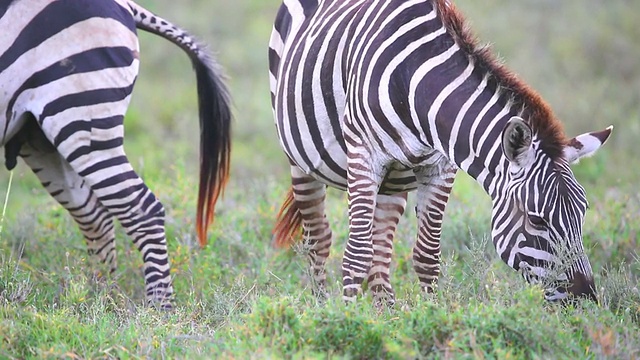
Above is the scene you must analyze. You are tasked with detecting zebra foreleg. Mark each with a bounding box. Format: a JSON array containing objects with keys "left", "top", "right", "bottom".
[
  {"left": 290, "top": 166, "right": 333, "bottom": 300},
  {"left": 342, "top": 143, "right": 385, "bottom": 303},
  {"left": 412, "top": 164, "right": 456, "bottom": 294},
  {"left": 367, "top": 192, "right": 407, "bottom": 308},
  {"left": 19, "top": 138, "right": 117, "bottom": 275}
]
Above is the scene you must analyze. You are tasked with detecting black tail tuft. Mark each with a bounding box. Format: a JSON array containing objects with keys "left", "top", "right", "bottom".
[{"left": 191, "top": 51, "right": 232, "bottom": 247}]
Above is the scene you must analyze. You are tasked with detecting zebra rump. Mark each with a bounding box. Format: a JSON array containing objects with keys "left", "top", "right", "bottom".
[{"left": 0, "top": 0, "right": 232, "bottom": 308}]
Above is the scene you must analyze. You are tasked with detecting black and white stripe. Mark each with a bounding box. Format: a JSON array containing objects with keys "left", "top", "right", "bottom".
[
  {"left": 270, "top": 0, "right": 611, "bottom": 304},
  {"left": 1, "top": 0, "right": 232, "bottom": 308}
]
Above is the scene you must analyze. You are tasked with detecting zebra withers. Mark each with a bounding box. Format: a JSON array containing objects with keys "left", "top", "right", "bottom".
[
  {"left": 1, "top": 0, "right": 232, "bottom": 308},
  {"left": 269, "top": 0, "right": 612, "bottom": 305}
]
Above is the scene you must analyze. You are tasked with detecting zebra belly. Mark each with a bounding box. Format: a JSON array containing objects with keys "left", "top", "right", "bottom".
[
  {"left": 277, "top": 110, "right": 421, "bottom": 194},
  {"left": 277, "top": 109, "right": 349, "bottom": 189}
]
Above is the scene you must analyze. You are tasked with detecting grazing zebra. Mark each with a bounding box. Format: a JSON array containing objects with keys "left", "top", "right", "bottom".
[
  {"left": 1, "top": 0, "right": 232, "bottom": 308},
  {"left": 269, "top": 0, "right": 612, "bottom": 305}
]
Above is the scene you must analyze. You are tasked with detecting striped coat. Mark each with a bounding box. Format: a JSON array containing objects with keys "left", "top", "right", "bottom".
[
  {"left": 1, "top": 0, "right": 232, "bottom": 308},
  {"left": 269, "top": 0, "right": 611, "bottom": 304}
]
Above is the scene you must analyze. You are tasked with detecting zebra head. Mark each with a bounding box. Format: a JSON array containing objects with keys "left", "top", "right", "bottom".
[{"left": 495, "top": 116, "right": 612, "bottom": 302}]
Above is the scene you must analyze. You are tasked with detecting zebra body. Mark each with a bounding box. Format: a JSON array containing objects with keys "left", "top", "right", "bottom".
[
  {"left": 1, "top": 0, "right": 232, "bottom": 308},
  {"left": 270, "top": 0, "right": 611, "bottom": 304}
]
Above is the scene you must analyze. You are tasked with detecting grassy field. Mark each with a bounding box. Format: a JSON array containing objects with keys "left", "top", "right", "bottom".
[{"left": 1, "top": 0, "right": 640, "bottom": 358}]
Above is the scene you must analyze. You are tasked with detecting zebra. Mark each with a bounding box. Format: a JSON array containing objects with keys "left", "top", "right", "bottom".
[
  {"left": 1, "top": 0, "right": 232, "bottom": 308},
  {"left": 269, "top": 0, "right": 612, "bottom": 305}
]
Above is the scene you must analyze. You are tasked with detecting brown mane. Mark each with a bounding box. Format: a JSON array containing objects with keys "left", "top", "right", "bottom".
[{"left": 433, "top": 0, "right": 568, "bottom": 159}]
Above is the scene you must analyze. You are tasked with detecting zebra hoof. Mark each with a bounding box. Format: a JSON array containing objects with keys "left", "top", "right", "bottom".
[
  {"left": 342, "top": 286, "right": 363, "bottom": 304},
  {"left": 147, "top": 298, "right": 173, "bottom": 311},
  {"left": 312, "top": 288, "right": 329, "bottom": 305},
  {"left": 372, "top": 294, "right": 396, "bottom": 310},
  {"left": 146, "top": 286, "right": 174, "bottom": 311}
]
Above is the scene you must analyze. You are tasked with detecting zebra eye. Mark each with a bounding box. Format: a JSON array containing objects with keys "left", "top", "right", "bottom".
[{"left": 528, "top": 214, "right": 546, "bottom": 227}]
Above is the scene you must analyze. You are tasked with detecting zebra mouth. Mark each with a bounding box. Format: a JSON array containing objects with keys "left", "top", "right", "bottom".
[
  {"left": 519, "top": 261, "right": 596, "bottom": 302},
  {"left": 565, "top": 271, "right": 597, "bottom": 302},
  {"left": 543, "top": 273, "right": 597, "bottom": 303}
]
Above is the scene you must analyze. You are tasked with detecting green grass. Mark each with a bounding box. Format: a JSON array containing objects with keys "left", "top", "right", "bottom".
[
  {"left": 1, "top": 172, "right": 639, "bottom": 358},
  {"left": 2, "top": 0, "right": 640, "bottom": 358}
]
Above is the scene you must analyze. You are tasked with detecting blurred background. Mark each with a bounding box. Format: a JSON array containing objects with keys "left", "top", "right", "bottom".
[{"left": 1, "top": 0, "right": 638, "bottom": 268}]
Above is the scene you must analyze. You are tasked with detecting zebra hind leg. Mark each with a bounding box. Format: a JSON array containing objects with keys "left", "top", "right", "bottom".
[
  {"left": 412, "top": 164, "right": 456, "bottom": 294},
  {"left": 38, "top": 116, "right": 173, "bottom": 309},
  {"left": 18, "top": 121, "right": 118, "bottom": 277},
  {"left": 287, "top": 166, "right": 333, "bottom": 301},
  {"left": 70, "top": 149, "right": 171, "bottom": 308},
  {"left": 367, "top": 192, "right": 407, "bottom": 308}
]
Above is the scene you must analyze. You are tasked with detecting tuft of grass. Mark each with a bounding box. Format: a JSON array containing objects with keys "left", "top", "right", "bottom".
[
  {"left": 210, "top": 249, "right": 640, "bottom": 359},
  {"left": 1, "top": 178, "right": 639, "bottom": 357},
  {"left": 0, "top": 171, "right": 13, "bottom": 241}
]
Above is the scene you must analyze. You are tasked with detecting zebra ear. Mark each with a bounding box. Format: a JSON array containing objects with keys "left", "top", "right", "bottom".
[
  {"left": 502, "top": 116, "right": 534, "bottom": 168},
  {"left": 564, "top": 125, "right": 613, "bottom": 164}
]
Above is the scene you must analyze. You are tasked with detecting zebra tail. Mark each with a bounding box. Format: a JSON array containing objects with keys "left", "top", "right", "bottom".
[
  {"left": 272, "top": 187, "right": 303, "bottom": 248},
  {"left": 127, "top": 1, "right": 233, "bottom": 247},
  {"left": 192, "top": 51, "right": 232, "bottom": 248}
]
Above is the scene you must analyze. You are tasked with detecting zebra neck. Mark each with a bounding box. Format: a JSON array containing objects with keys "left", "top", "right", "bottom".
[
  {"left": 413, "top": 67, "right": 519, "bottom": 198},
  {"left": 454, "top": 98, "right": 516, "bottom": 197},
  {"left": 449, "top": 108, "right": 514, "bottom": 199}
]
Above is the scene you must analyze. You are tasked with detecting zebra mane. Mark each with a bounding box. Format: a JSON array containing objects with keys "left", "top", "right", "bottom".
[{"left": 433, "top": 0, "right": 568, "bottom": 160}]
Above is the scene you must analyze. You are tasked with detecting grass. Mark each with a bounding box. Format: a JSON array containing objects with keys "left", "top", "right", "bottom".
[
  {"left": 1, "top": 172, "right": 639, "bottom": 358},
  {"left": 1, "top": 0, "right": 640, "bottom": 358}
]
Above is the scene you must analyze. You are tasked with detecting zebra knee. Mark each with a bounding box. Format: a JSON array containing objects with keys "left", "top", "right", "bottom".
[{"left": 118, "top": 196, "right": 166, "bottom": 238}]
